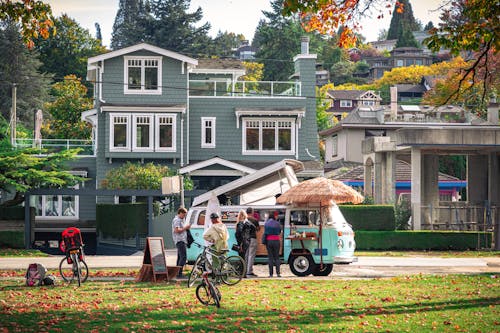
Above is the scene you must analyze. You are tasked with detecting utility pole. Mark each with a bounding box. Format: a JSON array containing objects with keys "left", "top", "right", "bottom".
[{"left": 10, "top": 83, "right": 17, "bottom": 146}]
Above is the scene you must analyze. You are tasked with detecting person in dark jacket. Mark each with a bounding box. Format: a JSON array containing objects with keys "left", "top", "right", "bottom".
[
  {"left": 243, "top": 207, "right": 260, "bottom": 277},
  {"left": 263, "top": 211, "right": 281, "bottom": 277}
]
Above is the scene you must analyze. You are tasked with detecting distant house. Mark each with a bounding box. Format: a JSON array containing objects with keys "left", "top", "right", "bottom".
[
  {"left": 234, "top": 40, "right": 257, "bottom": 60},
  {"left": 325, "top": 90, "right": 382, "bottom": 120},
  {"left": 364, "top": 47, "right": 433, "bottom": 80}
]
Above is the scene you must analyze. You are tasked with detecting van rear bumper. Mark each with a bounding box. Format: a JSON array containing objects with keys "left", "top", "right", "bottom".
[{"left": 334, "top": 256, "right": 358, "bottom": 264}]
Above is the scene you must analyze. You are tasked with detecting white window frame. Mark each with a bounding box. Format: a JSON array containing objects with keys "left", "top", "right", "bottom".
[
  {"left": 132, "top": 114, "right": 154, "bottom": 151},
  {"left": 242, "top": 118, "right": 295, "bottom": 155},
  {"left": 110, "top": 113, "right": 131, "bottom": 152},
  {"left": 201, "top": 117, "right": 216, "bottom": 148},
  {"left": 34, "top": 185, "right": 80, "bottom": 221},
  {"left": 154, "top": 114, "right": 176, "bottom": 152},
  {"left": 331, "top": 134, "right": 338, "bottom": 157},
  {"left": 124, "top": 56, "right": 162, "bottom": 95},
  {"left": 340, "top": 100, "right": 352, "bottom": 107}
]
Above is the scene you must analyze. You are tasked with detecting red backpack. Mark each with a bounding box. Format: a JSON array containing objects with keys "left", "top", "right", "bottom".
[{"left": 25, "top": 263, "right": 47, "bottom": 287}]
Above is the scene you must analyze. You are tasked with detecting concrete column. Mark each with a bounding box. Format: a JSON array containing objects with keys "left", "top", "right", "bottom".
[
  {"left": 383, "top": 152, "right": 396, "bottom": 204},
  {"left": 373, "top": 153, "right": 383, "bottom": 204},
  {"left": 467, "top": 155, "right": 488, "bottom": 204},
  {"left": 422, "top": 155, "right": 439, "bottom": 227},
  {"left": 364, "top": 158, "right": 373, "bottom": 199},
  {"left": 411, "top": 147, "right": 422, "bottom": 230}
]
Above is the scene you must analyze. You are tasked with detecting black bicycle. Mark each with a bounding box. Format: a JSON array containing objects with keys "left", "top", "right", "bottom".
[{"left": 188, "top": 242, "right": 246, "bottom": 288}]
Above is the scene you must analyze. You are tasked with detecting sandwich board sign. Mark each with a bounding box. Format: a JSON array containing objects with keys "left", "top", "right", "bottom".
[{"left": 142, "top": 237, "right": 168, "bottom": 282}]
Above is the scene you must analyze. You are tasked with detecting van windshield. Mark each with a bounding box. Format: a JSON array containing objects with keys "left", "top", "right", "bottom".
[{"left": 290, "top": 205, "right": 347, "bottom": 226}]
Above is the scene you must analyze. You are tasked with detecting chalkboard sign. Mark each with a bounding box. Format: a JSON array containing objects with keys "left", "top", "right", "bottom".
[{"left": 142, "top": 237, "right": 168, "bottom": 281}]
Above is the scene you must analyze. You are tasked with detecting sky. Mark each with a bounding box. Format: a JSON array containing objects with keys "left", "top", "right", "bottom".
[{"left": 47, "top": 0, "right": 443, "bottom": 49}]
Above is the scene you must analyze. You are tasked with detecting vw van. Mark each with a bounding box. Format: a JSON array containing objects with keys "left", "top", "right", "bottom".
[{"left": 186, "top": 203, "right": 357, "bottom": 277}]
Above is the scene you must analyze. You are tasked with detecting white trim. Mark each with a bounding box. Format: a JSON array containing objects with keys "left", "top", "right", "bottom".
[
  {"left": 340, "top": 100, "right": 353, "bottom": 107},
  {"left": 191, "top": 159, "right": 304, "bottom": 207},
  {"left": 109, "top": 113, "right": 131, "bottom": 152},
  {"left": 190, "top": 68, "right": 246, "bottom": 78},
  {"left": 235, "top": 109, "right": 305, "bottom": 128},
  {"left": 124, "top": 56, "right": 162, "bottom": 95},
  {"left": 293, "top": 54, "right": 318, "bottom": 62},
  {"left": 34, "top": 185, "right": 80, "bottom": 220},
  {"left": 132, "top": 114, "right": 154, "bottom": 152},
  {"left": 201, "top": 117, "right": 216, "bottom": 148},
  {"left": 242, "top": 118, "right": 296, "bottom": 155},
  {"left": 101, "top": 106, "right": 186, "bottom": 113},
  {"left": 187, "top": 169, "right": 249, "bottom": 177},
  {"left": 88, "top": 43, "right": 198, "bottom": 65},
  {"left": 155, "top": 114, "right": 176, "bottom": 152},
  {"left": 179, "top": 157, "right": 256, "bottom": 175}
]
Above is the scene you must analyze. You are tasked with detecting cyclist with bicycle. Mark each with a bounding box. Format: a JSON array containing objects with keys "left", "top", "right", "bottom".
[{"left": 203, "top": 212, "right": 229, "bottom": 270}]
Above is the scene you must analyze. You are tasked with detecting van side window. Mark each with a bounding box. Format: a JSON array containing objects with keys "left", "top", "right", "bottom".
[
  {"left": 291, "top": 210, "right": 319, "bottom": 225},
  {"left": 197, "top": 211, "right": 206, "bottom": 225}
]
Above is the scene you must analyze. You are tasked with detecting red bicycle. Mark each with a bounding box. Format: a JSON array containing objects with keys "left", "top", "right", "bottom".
[
  {"left": 58, "top": 227, "right": 88, "bottom": 287},
  {"left": 195, "top": 272, "right": 221, "bottom": 308}
]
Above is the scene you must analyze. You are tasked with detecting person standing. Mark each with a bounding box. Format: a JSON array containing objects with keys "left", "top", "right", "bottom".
[
  {"left": 203, "top": 212, "right": 229, "bottom": 271},
  {"left": 172, "top": 207, "right": 190, "bottom": 278},
  {"left": 244, "top": 207, "right": 260, "bottom": 277},
  {"left": 235, "top": 209, "right": 247, "bottom": 257},
  {"left": 263, "top": 211, "right": 281, "bottom": 277}
]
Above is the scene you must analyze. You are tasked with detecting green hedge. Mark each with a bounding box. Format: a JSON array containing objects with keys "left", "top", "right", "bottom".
[
  {"left": 96, "top": 203, "right": 147, "bottom": 239},
  {"left": 355, "top": 231, "right": 492, "bottom": 250},
  {"left": 0, "top": 231, "right": 24, "bottom": 248},
  {"left": 340, "top": 205, "right": 395, "bottom": 231},
  {"left": 0, "top": 206, "right": 25, "bottom": 220}
]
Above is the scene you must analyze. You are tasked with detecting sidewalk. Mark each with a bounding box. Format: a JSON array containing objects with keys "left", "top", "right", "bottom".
[{"left": 1, "top": 253, "right": 499, "bottom": 278}]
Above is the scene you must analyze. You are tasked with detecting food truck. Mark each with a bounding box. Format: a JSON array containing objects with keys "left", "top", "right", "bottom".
[
  {"left": 185, "top": 159, "right": 358, "bottom": 277},
  {"left": 186, "top": 203, "right": 357, "bottom": 276}
]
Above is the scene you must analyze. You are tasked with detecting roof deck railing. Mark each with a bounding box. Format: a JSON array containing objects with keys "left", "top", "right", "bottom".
[
  {"left": 189, "top": 80, "right": 301, "bottom": 97},
  {"left": 13, "top": 138, "right": 95, "bottom": 156}
]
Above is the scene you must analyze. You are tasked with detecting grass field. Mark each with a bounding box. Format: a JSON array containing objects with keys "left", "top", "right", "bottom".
[{"left": 0, "top": 274, "right": 498, "bottom": 332}]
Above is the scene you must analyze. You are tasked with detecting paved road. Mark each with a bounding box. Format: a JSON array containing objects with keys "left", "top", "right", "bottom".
[{"left": 1, "top": 251, "right": 499, "bottom": 278}]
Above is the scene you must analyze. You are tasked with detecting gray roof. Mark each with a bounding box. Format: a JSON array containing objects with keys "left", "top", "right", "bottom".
[{"left": 196, "top": 58, "right": 244, "bottom": 70}]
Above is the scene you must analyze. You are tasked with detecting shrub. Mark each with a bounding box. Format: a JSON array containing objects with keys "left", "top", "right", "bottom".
[{"left": 340, "top": 205, "right": 395, "bottom": 231}]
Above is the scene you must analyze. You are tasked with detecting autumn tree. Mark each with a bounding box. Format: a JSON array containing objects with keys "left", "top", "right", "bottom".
[
  {"left": 42, "top": 75, "right": 93, "bottom": 140},
  {"left": 0, "top": 0, "right": 54, "bottom": 48}
]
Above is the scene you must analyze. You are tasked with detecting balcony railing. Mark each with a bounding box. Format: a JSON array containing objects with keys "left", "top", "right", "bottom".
[
  {"left": 189, "top": 80, "right": 301, "bottom": 97},
  {"left": 14, "top": 138, "right": 95, "bottom": 156}
]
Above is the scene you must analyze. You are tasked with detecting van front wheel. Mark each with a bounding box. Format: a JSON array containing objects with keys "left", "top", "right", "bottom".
[{"left": 289, "top": 254, "right": 314, "bottom": 276}]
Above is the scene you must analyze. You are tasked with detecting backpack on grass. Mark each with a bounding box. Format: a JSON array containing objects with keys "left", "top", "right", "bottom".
[{"left": 25, "top": 263, "right": 47, "bottom": 287}]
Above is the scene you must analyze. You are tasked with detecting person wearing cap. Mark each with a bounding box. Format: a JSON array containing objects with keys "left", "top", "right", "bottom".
[
  {"left": 172, "top": 207, "right": 190, "bottom": 278},
  {"left": 203, "top": 212, "right": 229, "bottom": 272},
  {"left": 203, "top": 212, "right": 229, "bottom": 252}
]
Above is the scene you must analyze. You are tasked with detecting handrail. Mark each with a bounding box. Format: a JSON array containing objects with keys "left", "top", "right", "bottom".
[
  {"left": 189, "top": 79, "right": 301, "bottom": 97},
  {"left": 13, "top": 138, "right": 95, "bottom": 156}
]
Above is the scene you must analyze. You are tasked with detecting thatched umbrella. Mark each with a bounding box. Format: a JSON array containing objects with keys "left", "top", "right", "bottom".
[
  {"left": 276, "top": 177, "right": 364, "bottom": 206},
  {"left": 276, "top": 177, "right": 364, "bottom": 268}
]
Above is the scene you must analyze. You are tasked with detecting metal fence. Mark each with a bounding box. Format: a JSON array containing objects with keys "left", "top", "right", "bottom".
[
  {"left": 420, "top": 202, "right": 497, "bottom": 231},
  {"left": 14, "top": 138, "right": 95, "bottom": 156},
  {"left": 189, "top": 80, "right": 301, "bottom": 97}
]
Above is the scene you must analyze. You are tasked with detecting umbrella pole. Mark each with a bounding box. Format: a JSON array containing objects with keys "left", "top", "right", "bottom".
[{"left": 319, "top": 205, "right": 323, "bottom": 269}]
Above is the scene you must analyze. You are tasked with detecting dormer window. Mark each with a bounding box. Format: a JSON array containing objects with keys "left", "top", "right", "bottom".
[
  {"left": 340, "top": 100, "right": 352, "bottom": 107},
  {"left": 124, "top": 56, "right": 162, "bottom": 94}
]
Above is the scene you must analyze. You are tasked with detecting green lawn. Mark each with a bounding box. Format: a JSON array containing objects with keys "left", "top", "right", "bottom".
[{"left": 0, "top": 275, "right": 498, "bottom": 332}]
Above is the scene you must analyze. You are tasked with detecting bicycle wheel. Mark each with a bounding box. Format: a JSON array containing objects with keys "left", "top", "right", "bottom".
[
  {"left": 59, "top": 256, "right": 74, "bottom": 282},
  {"left": 79, "top": 260, "right": 89, "bottom": 283},
  {"left": 220, "top": 255, "right": 245, "bottom": 286},
  {"left": 196, "top": 282, "right": 216, "bottom": 306},
  {"left": 72, "top": 253, "right": 81, "bottom": 287},
  {"left": 209, "top": 282, "right": 221, "bottom": 308},
  {"left": 188, "top": 255, "right": 204, "bottom": 287}
]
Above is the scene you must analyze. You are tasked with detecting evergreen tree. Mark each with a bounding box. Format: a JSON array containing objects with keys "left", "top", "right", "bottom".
[
  {"left": 387, "top": 0, "right": 420, "bottom": 40},
  {"left": 111, "top": 0, "right": 150, "bottom": 49},
  {"left": 212, "top": 31, "right": 244, "bottom": 58},
  {"left": 0, "top": 22, "right": 51, "bottom": 126},
  {"left": 395, "top": 25, "right": 420, "bottom": 48},
  {"left": 424, "top": 21, "right": 435, "bottom": 31},
  {"left": 95, "top": 23, "right": 102, "bottom": 44},
  {"left": 148, "top": 0, "right": 211, "bottom": 55}
]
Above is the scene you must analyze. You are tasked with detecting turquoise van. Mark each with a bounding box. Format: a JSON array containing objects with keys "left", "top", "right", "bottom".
[{"left": 185, "top": 203, "right": 357, "bottom": 277}]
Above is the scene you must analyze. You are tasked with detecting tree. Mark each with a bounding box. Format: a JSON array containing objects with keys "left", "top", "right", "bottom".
[
  {"left": 387, "top": 0, "right": 420, "bottom": 40},
  {"left": 111, "top": 0, "right": 150, "bottom": 49},
  {"left": 424, "top": 21, "right": 435, "bottom": 31},
  {"left": 395, "top": 25, "right": 419, "bottom": 48},
  {"left": 377, "top": 28, "right": 388, "bottom": 41},
  {"left": 0, "top": 0, "right": 54, "bottom": 48},
  {"left": 0, "top": 145, "right": 85, "bottom": 206},
  {"left": 240, "top": 62, "right": 264, "bottom": 82},
  {"left": 100, "top": 161, "right": 193, "bottom": 190},
  {"left": 211, "top": 31, "right": 245, "bottom": 58},
  {"left": 95, "top": 23, "right": 102, "bottom": 44},
  {"left": 425, "top": 0, "right": 499, "bottom": 109},
  {"left": 42, "top": 75, "right": 93, "bottom": 140},
  {"left": 0, "top": 22, "right": 52, "bottom": 126},
  {"left": 284, "top": 0, "right": 499, "bottom": 112},
  {"left": 35, "top": 15, "right": 106, "bottom": 81}
]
